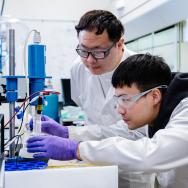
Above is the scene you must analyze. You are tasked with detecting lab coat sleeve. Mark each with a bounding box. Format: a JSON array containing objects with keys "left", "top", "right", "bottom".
[
  {"left": 79, "top": 98, "right": 188, "bottom": 174},
  {"left": 68, "top": 120, "right": 147, "bottom": 141}
]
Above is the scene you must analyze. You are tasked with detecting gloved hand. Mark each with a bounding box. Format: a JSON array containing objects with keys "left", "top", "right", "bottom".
[
  {"left": 27, "top": 135, "right": 79, "bottom": 160},
  {"left": 29, "top": 115, "right": 69, "bottom": 138}
]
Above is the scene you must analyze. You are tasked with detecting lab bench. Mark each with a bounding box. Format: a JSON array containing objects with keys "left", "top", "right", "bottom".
[{"left": 4, "top": 158, "right": 118, "bottom": 188}]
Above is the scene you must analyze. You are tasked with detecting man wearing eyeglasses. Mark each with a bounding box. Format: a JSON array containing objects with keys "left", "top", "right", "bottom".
[
  {"left": 27, "top": 53, "right": 188, "bottom": 188},
  {"left": 69, "top": 9, "right": 147, "bottom": 141}
]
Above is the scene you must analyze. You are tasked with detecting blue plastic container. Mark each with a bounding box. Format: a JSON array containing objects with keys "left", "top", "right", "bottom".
[
  {"left": 28, "top": 44, "right": 46, "bottom": 78},
  {"left": 43, "top": 94, "right": 59, "bottom": 122},
  {"left": 28, "top": 44, "right": 46, "bottom": 105},
  {"left": 5, "top": 158, "right": 48, "bottom": 171}
]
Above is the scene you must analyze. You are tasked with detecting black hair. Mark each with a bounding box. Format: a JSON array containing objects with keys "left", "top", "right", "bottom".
[
  {"left": 75, "top": 10, "right": 124, "bottom": 43},
  {"left": 112, "top": 54, "right": 172, "bottom": 92}
]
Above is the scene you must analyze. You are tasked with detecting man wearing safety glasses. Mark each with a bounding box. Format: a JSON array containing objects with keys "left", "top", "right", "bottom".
[{"left": 27, "top": 53, "right": 188, "bottom": 187}]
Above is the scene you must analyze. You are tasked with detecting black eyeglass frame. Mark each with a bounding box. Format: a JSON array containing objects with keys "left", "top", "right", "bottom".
[{"left": 76, "top": 43, "right": 115, "bottom": 59}]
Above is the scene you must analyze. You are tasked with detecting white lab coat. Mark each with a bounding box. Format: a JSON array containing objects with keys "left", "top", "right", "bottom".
[
  {"left": 69, "top": 47, "right": 155, "bottom": 187},
  {"left": 79, "top": 97, "right": 188, "bottom": 188},
  {"left": 69, "top": 46, "right": 147, "bottom": 141}
]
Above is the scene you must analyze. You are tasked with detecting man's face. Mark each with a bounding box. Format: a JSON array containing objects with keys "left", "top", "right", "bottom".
[
  {"left": 77, "top": 29, "right": 123, "bottom": 75},
  {"left": 115, "top": 84, "right": 161, "bottom": 130}
]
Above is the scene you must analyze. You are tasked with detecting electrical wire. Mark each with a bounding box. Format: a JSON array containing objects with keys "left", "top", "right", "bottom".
[
  {"left": 17, "top": 102, "right": 30, "bottom": 134},
  {"left": 4, "top": 90, "right": 42, "bottom": 128},
  {"left": 16, "top": 94, "right": 27, "bottom": 134},
  {"left": 4, "top": 90, "right": 60, "bottom": 128},
  {"left": 4, "top": 101, "right": 29, "bottom": 157}
]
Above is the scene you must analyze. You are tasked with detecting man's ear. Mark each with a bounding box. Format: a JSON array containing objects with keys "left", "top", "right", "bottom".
[
  {"left": 151, "top": 88, "right": 163, "bottom": 105},
  {"left": 117, "top": 36, "right": 124, "bottom": 48}
]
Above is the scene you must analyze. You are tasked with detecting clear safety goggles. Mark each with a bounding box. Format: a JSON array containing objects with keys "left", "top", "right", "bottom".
[
  {"left": 76, "top": 43, "right": 115, "bottom": 59},
  {"left": 113, "top": 85, "right": 168, "bottom": 109}
]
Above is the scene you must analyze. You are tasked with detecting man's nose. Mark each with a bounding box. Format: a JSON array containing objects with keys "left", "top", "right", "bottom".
[
  {"left": 117, "top": 104, "right": 127, "bottom": 115},
  {"left": 86, "top": 53, "right": 97, "bottom": 62}
]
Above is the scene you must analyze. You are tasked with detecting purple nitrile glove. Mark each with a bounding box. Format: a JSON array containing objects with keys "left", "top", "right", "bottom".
[
  {"left": 29, "top": 115, "right": 69, "bottom": 138},
  {"left": 27, "top": 135, "right": 79, "bottom": 160}
]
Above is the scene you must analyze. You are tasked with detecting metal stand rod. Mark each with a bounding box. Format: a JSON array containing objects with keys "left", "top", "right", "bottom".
[
  {"left": 9, "top": 29, "right": 15, "bottom": 75},
  {"left": 9, "top": 29, "right": 15, "bottom": 157}
]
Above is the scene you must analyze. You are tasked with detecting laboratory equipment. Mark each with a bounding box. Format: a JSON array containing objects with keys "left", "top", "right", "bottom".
[
  {"left": 0, "top": 17, "right": 51, "bottom": 157},
  {"left": 5, "top": 158, "right": 48, "bottom": 171},
  {"left": 28, "top": 31, "right": 47, "bottom": 103},
  {"left": 42, "top": 93, "right": 59, "bottom": 122},
  {"left": 0, "top": 17, "right": 29, "bottom": 75},
  {"left": 19, "top": 91, "right": 60, "bottom": 158},
  {"left": 0, "top": 17, "right": 28, "bottom": 157}
]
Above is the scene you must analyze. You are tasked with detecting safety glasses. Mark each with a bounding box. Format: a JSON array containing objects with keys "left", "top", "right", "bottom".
[{"left": 113, "top": 85, "right": 168, "bottom": 109}]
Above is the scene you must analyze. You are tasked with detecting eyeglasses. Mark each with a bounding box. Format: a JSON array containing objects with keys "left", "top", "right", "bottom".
[
  {"left": 113, "top": 85, "right": 168, "bottom": 109},
  {"left": 76, "top": 43, "right": 115, "bottom": 59}
]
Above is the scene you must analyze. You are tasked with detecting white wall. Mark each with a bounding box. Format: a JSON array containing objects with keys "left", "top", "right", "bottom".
[{"left": 3, "top": 0, "right": 112, "bottom": 21}]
